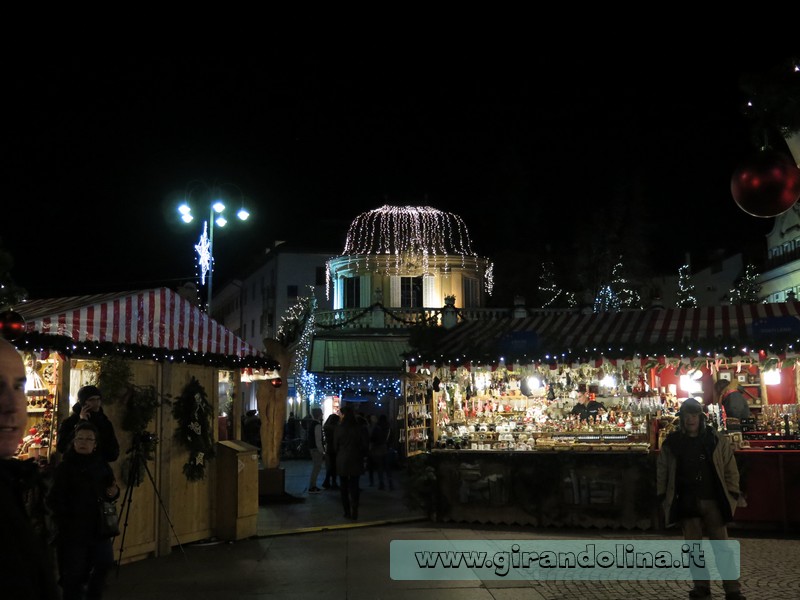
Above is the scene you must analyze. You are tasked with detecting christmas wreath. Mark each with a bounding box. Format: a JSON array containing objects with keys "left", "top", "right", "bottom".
[{"left": 172, "top": 376, "right": 216, "bottom": 481}]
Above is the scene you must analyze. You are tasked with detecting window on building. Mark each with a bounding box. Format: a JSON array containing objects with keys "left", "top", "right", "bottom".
[
  {"left": 344, "top": 277, "right": 360, "bottom": 308},
  {"left": 400, "top": 276, "right": 423, "bottom": 308},
  {"left": 287, "top": 285, "right": 298, "bottom": 298},
  {"left": 463, "top": 277, "right": 479, "bottom": 307},
  {"left": 316, "top": 266, "right": 326, "bottom": 286}
]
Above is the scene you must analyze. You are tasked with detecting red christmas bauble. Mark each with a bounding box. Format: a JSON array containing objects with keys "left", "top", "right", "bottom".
[
  {"left": 0, "top": 310, "right": 25, "bottom": 341},
  {"left": 29, "top": 427, "right": 37, "bottom": 435},
  {"left": 731, "top": 150, "right": 800, "bottom": 217},
  {"left": 270, "top": 377, "right": 283, "bottom": 388}
]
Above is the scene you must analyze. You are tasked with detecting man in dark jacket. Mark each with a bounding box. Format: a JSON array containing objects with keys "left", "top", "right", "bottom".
[
  {"left": 0, "top": 338, "right": 60, "bottom": 599},
  {"left": 56, "top": 385, "right": 120, "bottom": 463},
  {"left": 570, "top": 392, "right": 589, "bottom": 420},
  {"left": 335, "top": 405, "right": 368, "bottom": 520},
  {"left": 656, "top": 397, "right": 746, "bottom": 600}
]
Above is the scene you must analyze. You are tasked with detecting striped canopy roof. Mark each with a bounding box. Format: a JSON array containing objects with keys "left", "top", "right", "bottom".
[
  {"left": 409, "top": 302, "right": 800, "bottom": 364},
  {"left": 13, "top": 287, "right": 261, "bottom": 359}
]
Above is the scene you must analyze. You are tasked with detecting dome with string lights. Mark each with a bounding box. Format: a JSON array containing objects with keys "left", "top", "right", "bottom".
[
  {"left": 342, "top": 205, "right": 479, "bottom": 259},
  {"left": 327, "top": 205, "right": 494, "bottom": 307}
]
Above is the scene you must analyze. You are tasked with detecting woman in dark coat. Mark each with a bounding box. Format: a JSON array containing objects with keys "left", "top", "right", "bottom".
[
  {"left": 48, "top": 421, "right": 120, "bottom": 600},
  {"left": 322, "top": 413, "right": 340, "bottom": 489},
  {"left": 334, "top": 405, "right": 368, "bottom": 520}
]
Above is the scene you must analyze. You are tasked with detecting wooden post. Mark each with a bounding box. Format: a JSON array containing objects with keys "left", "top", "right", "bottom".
[{"left": 258, "top": 340, "right": 291, "bottom": 470}]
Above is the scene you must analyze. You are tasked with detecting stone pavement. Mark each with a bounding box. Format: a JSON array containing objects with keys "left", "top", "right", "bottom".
[{"left": 104, "top": 459, "right": 800, "bottom": 600}]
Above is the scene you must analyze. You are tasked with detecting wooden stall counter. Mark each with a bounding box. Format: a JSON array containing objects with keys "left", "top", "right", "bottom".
[
  {"left": 421, "top": 447, "right": 800, "bottom": 533},
  {"left": 427, "top": 450, "right": 657, "bottom": 530},
  {"left": 733, "top": 448, "right": 800, "bottom": 532}
]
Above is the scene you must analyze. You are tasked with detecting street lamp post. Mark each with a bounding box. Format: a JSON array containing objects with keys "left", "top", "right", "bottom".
[{"left": 178, "top": 187, "right": 250, "bottom": 316}]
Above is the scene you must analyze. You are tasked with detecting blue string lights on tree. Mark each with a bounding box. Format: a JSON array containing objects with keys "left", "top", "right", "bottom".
[{"left": 593, "top": 285, "right": 620, "bottom": 313}]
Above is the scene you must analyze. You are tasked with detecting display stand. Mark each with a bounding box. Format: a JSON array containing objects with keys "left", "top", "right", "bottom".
[
  {"left": 21, "top": 352, "right": 61, "bottom": 461},
  {"left": 401, "top": 376, "right": 431, "bottom": 457}
]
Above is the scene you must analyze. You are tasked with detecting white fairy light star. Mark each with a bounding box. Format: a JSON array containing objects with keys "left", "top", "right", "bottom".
[{"left": 195, "top": 221, "right": 212, "bottom": 285}]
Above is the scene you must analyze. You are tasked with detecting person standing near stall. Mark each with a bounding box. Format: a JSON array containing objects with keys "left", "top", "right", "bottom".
[
  {"left": 307, "top": 407, "right": 324, "bottom": 493},
  {"left": 657, "top": 397, "right": 746, "bottom": 600},
  {"left": 57, "top": 385, "right": 120, "bottom": 463},
  {"left": 49, "top": 420, "right": 120, "bottom": 600},
  {"left": 335, "top": 405, "right": 368, "bottom": 520},
  {"left": 321, "top": 413, "right": 340, "bottom": 490},
  {"left": 0, "top": 337, "right": 60, "bottom": 599},
  {"left": 570, "top": 391, "right": 589, "bottom": 421}
]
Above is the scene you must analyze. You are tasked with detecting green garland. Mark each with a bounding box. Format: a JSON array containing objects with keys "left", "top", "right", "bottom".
[
  {"left": 172, "top": 376, "right": 216, "bottom": 481},
  {"left": 98, "top": 356, "right": 162, "bottom": 487}
]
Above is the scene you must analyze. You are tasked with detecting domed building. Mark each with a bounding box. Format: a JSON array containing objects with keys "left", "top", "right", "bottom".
[
  {"left": 308, "top": 205, "right": 494, "bottom": 422},
  {"left": 326, "top": 205, "right": 494, "bottom": 312}
]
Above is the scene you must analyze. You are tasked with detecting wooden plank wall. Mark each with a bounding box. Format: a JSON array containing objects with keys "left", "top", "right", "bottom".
[{"left": 102, "top": 360, "right": 220, "bottom": 563}]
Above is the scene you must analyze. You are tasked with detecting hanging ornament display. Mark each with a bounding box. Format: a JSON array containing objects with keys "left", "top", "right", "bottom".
[
  {"left": 0, "top": 310, "right": 25, "bottom": 341},
  {"left": 731, "top": 149, "right": 800, "bottom": 217}
]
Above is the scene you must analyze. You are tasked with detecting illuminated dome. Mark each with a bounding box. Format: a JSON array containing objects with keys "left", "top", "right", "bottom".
[
  {"left": 327, "top": 204, "right": 494, "bottom": 303},
  {"left": 342, "top": 205, "right": 478, "bottom": 259}
]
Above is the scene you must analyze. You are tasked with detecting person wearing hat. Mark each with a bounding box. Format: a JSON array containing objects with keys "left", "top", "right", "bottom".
[
  {"left": 56, "top": 385, "right": 120, "bottom": 463},
  {"left": 656, "top": 397, "right": 746, "bottom": 600}
]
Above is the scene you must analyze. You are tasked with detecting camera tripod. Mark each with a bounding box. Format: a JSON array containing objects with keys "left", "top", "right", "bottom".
[{"left": 116, "top": 433, "right": 185, "bottom": 574}]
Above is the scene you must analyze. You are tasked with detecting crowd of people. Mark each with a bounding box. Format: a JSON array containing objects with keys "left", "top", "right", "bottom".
[{"left": 287, "top": 404, "right": 398, "bottom": 520}]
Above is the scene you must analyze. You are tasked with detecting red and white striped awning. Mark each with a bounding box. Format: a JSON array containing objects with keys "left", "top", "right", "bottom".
[
  {"left": 412, "top": 302, "right": 800, "bottom": 364},
  {"left": 15, "top": 287, "right": 259, "bottom": 357}
]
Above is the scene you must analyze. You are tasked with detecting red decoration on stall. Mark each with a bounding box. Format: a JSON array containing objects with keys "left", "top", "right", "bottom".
[
  {"left": 731, "top": 149, "right": 800, "bottom": 217},
  {"left": 270, "top": 377, "right": 282, "bottom": 388},
  {"left": 0, "top": 310, "right": 25, "bottom": 341}
]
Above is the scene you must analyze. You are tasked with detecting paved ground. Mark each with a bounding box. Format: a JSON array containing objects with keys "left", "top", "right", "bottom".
[{"left": 105, "top": 459, "right": 800, "bottom": 600}]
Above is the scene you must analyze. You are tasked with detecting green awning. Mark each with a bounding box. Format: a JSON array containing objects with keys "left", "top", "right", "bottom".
[{"left": 309, "top": 339, "right": 410, "bottom": 373}]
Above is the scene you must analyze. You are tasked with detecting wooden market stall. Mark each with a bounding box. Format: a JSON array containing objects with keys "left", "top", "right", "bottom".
[
  {"left": 402, "top": 302, "right": 800, "bottom": 531},
  {"left": 12, "top": 288, "right": 278, "bottom": 562}
]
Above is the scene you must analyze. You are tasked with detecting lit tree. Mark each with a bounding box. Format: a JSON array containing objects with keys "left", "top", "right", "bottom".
[
  {"left": 676, "top": 264, "right": 697, "bottom": 308},
  {"left": 729, "top": 263, "right": 763, "bottom": 305},
  {"left": 610, "top": 258, "right": 641, "bottom": 308},
  {"left": 594, "top": 285, "right": 620, "bottom": 312},
  {"left": 538, "top": 261, "right": 564, "bottom": 308},
  {"left": 277, "top": 286, "right": 317, "bottom": 404}
]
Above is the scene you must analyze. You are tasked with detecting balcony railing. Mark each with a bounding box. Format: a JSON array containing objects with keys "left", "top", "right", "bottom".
[
  {"left": 313, "top": 305, "right": 516, "bottom": 330},
  {"left": 764, "top": 247, "right": 800, "bottom": 272}
]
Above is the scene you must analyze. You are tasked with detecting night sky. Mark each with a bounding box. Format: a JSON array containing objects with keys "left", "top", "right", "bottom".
[{"left": 5, "top": 50, "right": 795, "bottom": 302}]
